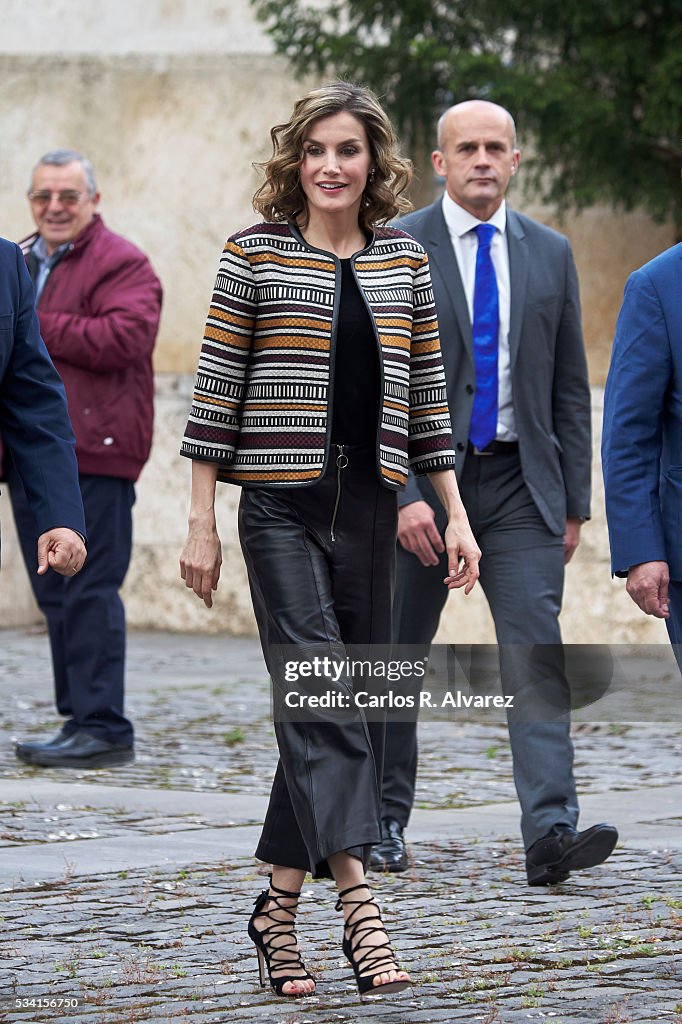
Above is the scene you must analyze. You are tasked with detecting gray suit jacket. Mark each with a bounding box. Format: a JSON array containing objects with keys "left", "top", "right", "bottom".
[{"left": 397, "top": 201, "right": 591, "bottom": 536}]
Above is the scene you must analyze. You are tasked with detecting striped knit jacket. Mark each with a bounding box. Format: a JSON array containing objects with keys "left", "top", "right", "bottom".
[{"left": 180, "top": 221, "right": 456, "bottom": 489}]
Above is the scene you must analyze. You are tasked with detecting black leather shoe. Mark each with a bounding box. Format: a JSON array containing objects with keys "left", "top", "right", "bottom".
[
  {"left": 368, "top": 817, "right": 408, "bottom": 873},
  {"left": 18, "top": 731, "right": 135, "bottom": 769},
  {"left": 526, "top": 823, "right": 618, "bottom": 886},
  {"left": 15, "top": 724, "right": 78, "bottom": 765}
]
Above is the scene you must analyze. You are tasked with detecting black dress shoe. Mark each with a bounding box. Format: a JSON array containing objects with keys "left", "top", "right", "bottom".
[
  {"left": 19, "top": 731, "right": 135, "bottom": 769},
  {"left": 15, "top": 724, "right": 78, "bottom": 765},
  {"left": 368, "top": 817, "right": 408, "bottom": 872},
  {"left": 526, "top": 823, "right": 618, "bottom": 886}
]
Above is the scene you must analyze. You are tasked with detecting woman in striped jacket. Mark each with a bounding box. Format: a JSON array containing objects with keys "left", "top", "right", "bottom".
[{"left": 180, "top": 82, "right": 480, "bottom": 1001}]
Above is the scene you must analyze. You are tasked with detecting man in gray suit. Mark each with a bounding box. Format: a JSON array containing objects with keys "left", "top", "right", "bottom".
[{"left": 370, "top": 100, "right": 617, "bottom": 884}]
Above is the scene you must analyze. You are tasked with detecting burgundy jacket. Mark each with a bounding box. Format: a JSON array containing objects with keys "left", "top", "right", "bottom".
[{"left": 20, "top": 215, "right": 162, "bottom": 481}]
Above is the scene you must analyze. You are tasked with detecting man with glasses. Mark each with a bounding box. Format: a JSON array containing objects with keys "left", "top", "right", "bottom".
[{"left": 10, "top": 148, "right": 162, "bottom": 769}]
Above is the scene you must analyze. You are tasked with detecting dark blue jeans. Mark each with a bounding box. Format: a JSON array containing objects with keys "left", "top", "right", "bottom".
[{"left": 9, "top": 468, "right": 135, "bottom": 746}]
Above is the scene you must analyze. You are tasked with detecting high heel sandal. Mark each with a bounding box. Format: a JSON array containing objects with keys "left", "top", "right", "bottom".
[
  {"left": 247, "top": 876, "right": 315, "bottom": 998},
  {"left": 335, "top": 883, "right": 412, "bottom": 999}
]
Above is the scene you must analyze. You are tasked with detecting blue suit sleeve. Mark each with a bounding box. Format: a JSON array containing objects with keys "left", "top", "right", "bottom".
[
  {"left": 602, "top": 267, "right": 669, "bottom": 575},
  {"left": 0, "top": 245, "right": 86, "bottom": 539}
]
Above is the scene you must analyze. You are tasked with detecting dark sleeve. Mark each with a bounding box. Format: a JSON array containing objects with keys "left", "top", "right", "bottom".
[
  {"left": 0, "top": 245, "right": 86, "bottom": 538},
  {"left": 602, "top": 267, "right": 669, "bottom": 574},
  {"left": 551, "top": 239, "right": 591, "bottom": 520}
]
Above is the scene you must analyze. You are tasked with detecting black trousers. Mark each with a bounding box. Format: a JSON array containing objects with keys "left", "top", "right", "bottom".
[
  {"left": 8, "top": 466, "right": 136, "bottom": 746},
  {"left": 238, "top": 446, "right": 397, "bottom": 878}
]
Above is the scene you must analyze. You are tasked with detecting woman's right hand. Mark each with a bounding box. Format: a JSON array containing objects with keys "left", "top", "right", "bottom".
[{"left": 180, "top": 513, "right": 223, "bottom": 608}]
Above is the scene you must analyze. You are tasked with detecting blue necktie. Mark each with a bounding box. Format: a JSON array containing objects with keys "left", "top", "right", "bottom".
[{"left": 469, "top": 223, "right": 499, "bottom": 450}]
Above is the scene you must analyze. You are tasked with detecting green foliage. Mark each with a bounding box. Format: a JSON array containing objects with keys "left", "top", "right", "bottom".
[{"left": 251, "top": 0, "right": 682, "bottom": 226}]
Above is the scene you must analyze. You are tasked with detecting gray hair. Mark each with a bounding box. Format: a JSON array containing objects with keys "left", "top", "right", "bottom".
[{"left": 29, "top": 149, "right": 98, "bottom": 195}]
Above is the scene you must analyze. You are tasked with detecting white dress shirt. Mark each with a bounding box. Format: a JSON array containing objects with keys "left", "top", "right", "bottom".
[{"left": 441, "top": 192, "right": 517, "bottom": 441}]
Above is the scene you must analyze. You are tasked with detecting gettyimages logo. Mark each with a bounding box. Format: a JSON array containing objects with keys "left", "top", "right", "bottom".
[
  {"left": 283, "top": 654, "right": 427, "bottom": 686},
  {"left": 270, "top": 644, "right": 682, "bottom": 723}
]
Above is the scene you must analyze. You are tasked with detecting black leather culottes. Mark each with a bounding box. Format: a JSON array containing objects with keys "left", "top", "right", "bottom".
[{"left": 238, "top": 445, "right": 398, "bottom": 878}]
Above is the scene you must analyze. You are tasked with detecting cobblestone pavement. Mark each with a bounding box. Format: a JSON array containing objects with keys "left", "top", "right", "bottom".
[
  {"left": 2, "top": 843, "right": 682, "bottom": 1023},
  {"left": 1, "top": 629, "right": 682, "bottom": 1023}
]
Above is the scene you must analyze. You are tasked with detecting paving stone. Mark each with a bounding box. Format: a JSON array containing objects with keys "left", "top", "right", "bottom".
[{"left": 1, "top": 629, "right": 681, "bottom": 1023}]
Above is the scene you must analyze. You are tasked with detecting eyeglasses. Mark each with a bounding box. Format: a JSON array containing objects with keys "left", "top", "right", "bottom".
[{"left": 27, "top": 189, "right": 87, "bottom": 206}]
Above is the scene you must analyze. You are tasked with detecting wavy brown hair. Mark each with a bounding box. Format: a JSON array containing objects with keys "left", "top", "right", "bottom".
[{"left": 253, "top": 82, "right": 413, "bottom": 233}]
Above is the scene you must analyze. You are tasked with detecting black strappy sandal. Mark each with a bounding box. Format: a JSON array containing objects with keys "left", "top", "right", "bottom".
[
  {"left": 335, "top": 883, "right": 411, "bottom": 999},
  {"left": 247, "top": 876, "right": 315, "bottom": 998}
]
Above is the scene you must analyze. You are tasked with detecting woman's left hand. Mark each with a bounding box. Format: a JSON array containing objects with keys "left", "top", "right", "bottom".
[
  {"left": 426, "top": 468, "right": 481, "bottom": 592},
  {"left": 442, "top": 516, "right": 481, "bottom": 593}
]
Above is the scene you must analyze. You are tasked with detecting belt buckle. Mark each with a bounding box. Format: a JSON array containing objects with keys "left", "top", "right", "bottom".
[{"left": 471, "top": 444, "right": 493, "bottom": 456}]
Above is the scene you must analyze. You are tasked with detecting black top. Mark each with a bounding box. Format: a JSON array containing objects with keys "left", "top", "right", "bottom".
[{"left": 330, "top": 259, "right": 381, "bottom": 446}]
